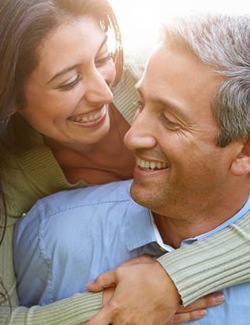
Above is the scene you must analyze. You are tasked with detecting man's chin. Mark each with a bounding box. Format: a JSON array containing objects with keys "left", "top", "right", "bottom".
[{"left": 130, "top": 182, "right": 153, "bottom": 208}]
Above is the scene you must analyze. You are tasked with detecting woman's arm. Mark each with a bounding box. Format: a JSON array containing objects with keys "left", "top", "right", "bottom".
[
  {"left": 0, "top": 206, "right": 102, "bottom": 325},
  {"left": 159, "top": 211, "right": 250, "bottom": 306},
  {"left": 0, "top": 293, "right": 102, "bottom": 325},
  {"left": 87, "top": 211, "right": 250, "bottom": 324}
]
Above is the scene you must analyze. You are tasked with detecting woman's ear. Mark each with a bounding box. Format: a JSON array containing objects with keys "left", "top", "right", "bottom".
[{"left": 231, "top": 135, "right": 250, "bottom": 176}]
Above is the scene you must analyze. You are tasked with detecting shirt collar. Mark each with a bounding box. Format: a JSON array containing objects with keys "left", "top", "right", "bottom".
[
  {"left": 125, "top": 195, "right": 250, "bottom": 251},
  {"left": 181, "top": 195, "right": 250, "bottom": 246},
  {"left": 125, "top": 200, "right": 157, "bottom": 251}
]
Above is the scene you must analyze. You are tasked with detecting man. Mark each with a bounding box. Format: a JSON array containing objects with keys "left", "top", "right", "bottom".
[{"left": 14, "top": 14, "right": 250, "bottom": 324}]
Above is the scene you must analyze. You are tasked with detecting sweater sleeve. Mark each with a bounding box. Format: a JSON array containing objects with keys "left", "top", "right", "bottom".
[
  {"left": 158, "top": 212, "right": 250, "bottom": 306},
  {"left": 0, "top": 293, "right": 102, "bottom": 325}
]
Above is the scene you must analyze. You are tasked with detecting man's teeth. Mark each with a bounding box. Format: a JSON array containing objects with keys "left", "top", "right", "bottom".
[
  {"left": 136, "top": 157, "right": 167, "bottom": 170},
  {"left": 70, "top": 110, "right": 103, "bottom": 123}
]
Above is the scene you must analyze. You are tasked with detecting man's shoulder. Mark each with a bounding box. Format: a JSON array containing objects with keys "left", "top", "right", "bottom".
[
  {"left": 31, "top": 179, "right": 133, "bottom": 217},
  {"left": 15, "top": 180, "right": 136, "bottom": 244}
]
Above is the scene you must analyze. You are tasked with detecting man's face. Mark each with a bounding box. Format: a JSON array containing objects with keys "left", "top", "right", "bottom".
[{"left": 125, "top": 42, "right": 241, "bottom": 219}]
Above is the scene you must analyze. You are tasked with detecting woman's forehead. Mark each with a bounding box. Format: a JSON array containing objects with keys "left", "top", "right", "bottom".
[{"left": 31, "top": 17, "right": 107, "bottom": 82}]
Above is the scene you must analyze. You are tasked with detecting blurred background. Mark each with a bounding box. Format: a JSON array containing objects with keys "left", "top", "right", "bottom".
[{"left": 109, "top": 0, "right": 250, "bottom": 58}]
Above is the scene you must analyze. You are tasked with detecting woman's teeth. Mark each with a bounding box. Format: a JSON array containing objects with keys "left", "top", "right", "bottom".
[{"left": 69, "top": 108, "right": 104, "bottom": 123}]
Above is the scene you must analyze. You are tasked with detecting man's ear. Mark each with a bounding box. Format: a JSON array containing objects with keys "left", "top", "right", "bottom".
[{"left": 231, "top": 135, "right": 250, "bottom": 176}]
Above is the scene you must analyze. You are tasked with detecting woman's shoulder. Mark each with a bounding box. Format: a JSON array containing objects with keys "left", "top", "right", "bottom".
[{"left": 113, "top": 55, "right": 147, "bottom": 125}]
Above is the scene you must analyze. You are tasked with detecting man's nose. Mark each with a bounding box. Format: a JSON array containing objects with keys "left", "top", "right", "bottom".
[{"left": 124, "top": 109, "right": 157, "bottom": 150}]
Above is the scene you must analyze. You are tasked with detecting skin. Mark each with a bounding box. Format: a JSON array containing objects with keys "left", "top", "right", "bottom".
[
  {"left": 15, "top": 16, "right": 134, "bottom": 184},
  {"left": 88, "top": 256, "right": 224, "bottom": 325},
  {"left": 125, "top": 42, "right": 249, "bottom": 247},
  {"left": 87, "top": 41, "right": 250, "bottom": 324},
  {"left": 13, "top": 20, "right": 230, "bottom": 323},
  {"left": 19, "top": 17, "right": 115, "bottom": 149}
]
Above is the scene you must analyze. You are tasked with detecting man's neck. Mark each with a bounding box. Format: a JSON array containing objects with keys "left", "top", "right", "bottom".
[
  {"left": 152, "top": 196, "right": 249, "bottom": 248},
  {"left": 153, "top": 214, "right": 204, "bottom": 248}
]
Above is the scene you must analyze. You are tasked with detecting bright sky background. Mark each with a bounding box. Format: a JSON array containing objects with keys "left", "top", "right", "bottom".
[{"left": 109, "top": 0, "right": 250, "bottom": 57}]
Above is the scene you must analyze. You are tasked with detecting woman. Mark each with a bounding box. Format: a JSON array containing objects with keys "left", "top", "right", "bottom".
[
  {"left": 0, "top": 0, "right": 249, "bottom": 324},
  {"left": 0, "top": 1, "right": 135, "bottom": 324}
]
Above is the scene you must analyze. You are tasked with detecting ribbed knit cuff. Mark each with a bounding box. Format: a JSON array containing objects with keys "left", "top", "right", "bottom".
[
  {"left": 8, "top": 292, "right": 102, "bottom": 325},
  {"left": 158, "top": 217, "right": 250, "bottom": 306}
]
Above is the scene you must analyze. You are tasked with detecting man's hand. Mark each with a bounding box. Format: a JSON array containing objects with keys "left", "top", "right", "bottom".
[{"left": 87, "top": 256, "right": 224, "bottom": 325}]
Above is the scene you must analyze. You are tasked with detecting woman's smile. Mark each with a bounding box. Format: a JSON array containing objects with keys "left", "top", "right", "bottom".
[{"left": 67, "top": 105, "right": 108, "bottom": 127}]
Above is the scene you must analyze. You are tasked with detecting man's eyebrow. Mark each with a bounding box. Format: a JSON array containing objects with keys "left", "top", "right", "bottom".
[
  {"left": 135, "top": 84, "right": 189, "bottom": 119},
  {"left": 47, "top": 35, "right": 108, "bottom": 84}
]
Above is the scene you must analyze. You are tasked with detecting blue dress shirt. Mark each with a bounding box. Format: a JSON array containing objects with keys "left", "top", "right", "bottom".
[{"left": 14, "top": 180, "right": 250, "bottom": 324}]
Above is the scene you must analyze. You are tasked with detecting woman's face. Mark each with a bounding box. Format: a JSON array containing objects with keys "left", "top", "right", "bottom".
[{"left": 17, "top": 17, "right": 116, "bottom": 150}]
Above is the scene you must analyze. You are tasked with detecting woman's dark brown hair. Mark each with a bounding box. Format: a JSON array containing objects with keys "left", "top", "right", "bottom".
[{"left": 0, "top": 0, "right": 123, "bottom": 318}]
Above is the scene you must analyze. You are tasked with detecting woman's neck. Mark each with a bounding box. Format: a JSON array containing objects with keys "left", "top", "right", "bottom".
[{"left": 44, "top": 105, "right": 135, "bottom": 185}]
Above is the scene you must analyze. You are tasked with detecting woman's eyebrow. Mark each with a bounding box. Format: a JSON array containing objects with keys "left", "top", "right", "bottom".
[
  {"left": 47, "top": 64, "right": 79, "bottom": 84},
  {"left": 98, "top": 34, "right": 108, "bottom": 52},
  {"left": 47, "top": 35, "right": 108, "bottom": 84}
]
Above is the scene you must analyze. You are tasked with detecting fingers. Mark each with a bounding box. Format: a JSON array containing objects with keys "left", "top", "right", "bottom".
[
  {"left": 167, "top": 292, "right": 224, "bottom": 324},
  {"left": 166, "top": 309, "right": 207, "bottom": 325},
  {"left": 102, "top": 287, "right": 115, "bottom": 306},
  {"left": 87, "top": 306, "right": 112, "bottom": 325},
  {"left": 88, "top": 305, "right": 208, "bottom": 325},
  {"left": 87, "top": 270, "right": 117, "bottom": 292},
  {"left": 120, "top": 255, "right": 155, "bottom": 266},
  {"left": 87, "top": 256, "right": 155, "bottom": 292},
  {"left": 177, "top": 292, "right": 224, "bottom": 313}
]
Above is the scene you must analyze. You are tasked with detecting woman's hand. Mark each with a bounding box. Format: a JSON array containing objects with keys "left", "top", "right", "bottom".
[
  {"left": 166, "top": 293, "right": 224, "bottom": 324},
  {"left": 87, "top": 256, "right": 224, "bottom": 325}
]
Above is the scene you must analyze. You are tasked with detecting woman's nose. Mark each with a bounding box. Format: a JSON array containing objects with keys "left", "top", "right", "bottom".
[{"left": 85, "top": 71, "right": 114, "bottom": 103}]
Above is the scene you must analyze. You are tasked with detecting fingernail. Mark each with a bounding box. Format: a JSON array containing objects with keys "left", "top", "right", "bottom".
[
  {"left": 214, "top": 293, "right": 225, "bottom": 303},
  {"left": 195, "top": 310, "right": 207, "bottom": 317}
]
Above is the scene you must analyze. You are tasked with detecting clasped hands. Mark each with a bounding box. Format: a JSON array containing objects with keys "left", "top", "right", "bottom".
[{"left": 87, "top": 256, "right": 224, "bottom": 325}]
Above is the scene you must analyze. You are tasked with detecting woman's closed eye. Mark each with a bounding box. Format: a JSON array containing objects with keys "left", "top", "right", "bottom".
[
  {"left": 95, "top": 53, "right": 112, "bottom": 67},
  {"left": 58, "top": 74, "right": 82, "bottom": 91}
]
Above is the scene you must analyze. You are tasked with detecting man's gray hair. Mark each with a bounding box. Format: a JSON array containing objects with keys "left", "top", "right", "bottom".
[{"left": 163, "top": 14, "right": 250, "bottom": 147}]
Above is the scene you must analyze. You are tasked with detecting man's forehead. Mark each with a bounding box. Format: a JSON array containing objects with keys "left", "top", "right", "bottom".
[
  {"left": 134, "top": 40, "right": 224, "bottom": 122},
  {"left": 140, "top": 42, "right": 219, "bottom": 87}
]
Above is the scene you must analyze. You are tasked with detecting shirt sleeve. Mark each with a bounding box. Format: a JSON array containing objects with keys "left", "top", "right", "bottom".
[
  {"left": 0, "top": 293, "right": 102, "bottom": 325},
  {"left": 10, "top": 203, "right": 103, "bottom": 324},
  {"left": 158, "top": 212, "right": 250, "bottom": 306}
]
